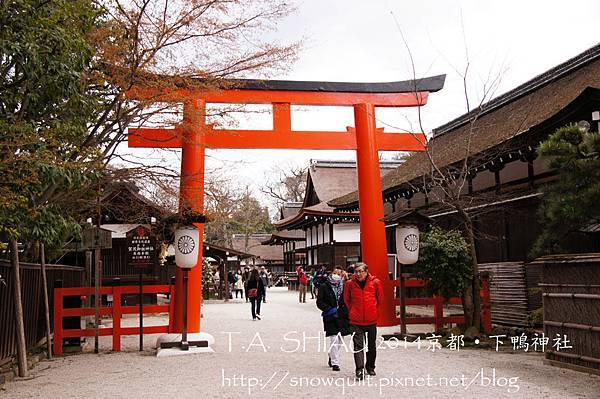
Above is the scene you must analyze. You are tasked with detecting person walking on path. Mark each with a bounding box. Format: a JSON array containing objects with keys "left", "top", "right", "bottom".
[
  {"left": 242, "top": 267, "right": 251, "bottom": 302},
  {"left": 259, "top": 267, "right": 270, "bottom": 303},
  {"left": 227, "top": 270, "right": 236, "bottom": 299},
  {"left": 213, "top": 269, "right": 221, "bottom": 298},
  {"left": 343, "top": 262, "right": 383, "bottom": 380},
  {"left": 234, "top": 270, "right": 244, "bottom": 299},
  {"left": 247, "top": 268, "right": 265, "bottom": 320},
  {"left": 316, "top": 266, "right": 350, "bottom": 372},
  {"left": 297, "top": 266, "right": 308, "bottom": 303},
  {"left": 308, "top": 268, "right": 315, "bottom": 299}
]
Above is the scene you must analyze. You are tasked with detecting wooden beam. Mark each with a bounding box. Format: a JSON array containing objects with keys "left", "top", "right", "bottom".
[
  {"left": 128, "top": 126, "right": 426, "bottom": 151},
  {"left": 128, "top": 87, "right": 429, "bottom": 107}
]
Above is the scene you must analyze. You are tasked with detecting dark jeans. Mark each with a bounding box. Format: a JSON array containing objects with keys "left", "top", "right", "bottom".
[
  {"left": 235, "top": 289, "right": 243, "bottom": 298},
  {"left": 350, "top": 324, "right": 377, "bottom": 371},
  {"left": 250, "top": 297, "right": 262, "bottom": 319}
]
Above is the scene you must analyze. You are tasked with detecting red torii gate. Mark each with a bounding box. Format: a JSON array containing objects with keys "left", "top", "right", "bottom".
[{"left": 128, "top": 76, "right": 445, "bottom": 330}]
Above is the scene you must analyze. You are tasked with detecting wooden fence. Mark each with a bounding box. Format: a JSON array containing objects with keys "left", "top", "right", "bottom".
[
  {"left": 478, "top": 262, "right": 542, "bottom": 327},
  {"left": 391, "top": 276, "right": 492, "bottom": 333},
  {"left": 53, "top": 284, "right": 173, "bottom": 355},
  {"left": 287, "top": 272, "right": 492, "bottom": 332},
  {"left": 535, "top": 253, "right": 600, "bottom": 375},
  {"left": 0, "top": 259, "right": 84, "bottom": 367}
]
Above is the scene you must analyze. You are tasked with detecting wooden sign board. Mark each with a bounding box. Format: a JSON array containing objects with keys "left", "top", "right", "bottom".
[
  {"left": 126, "top": 225, "right": 157, "bottom": 269},
  {"left": 82, "top": 227, "right": 113, "bottom": 250}
]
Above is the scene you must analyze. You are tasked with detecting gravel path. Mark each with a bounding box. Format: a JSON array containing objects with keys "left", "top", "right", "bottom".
[{"left": 4, "top": 287, "right": 600, "bottom": 398}]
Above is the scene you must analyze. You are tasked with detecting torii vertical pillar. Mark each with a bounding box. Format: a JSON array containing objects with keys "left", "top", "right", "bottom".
[
  {"left": 174, "top": 100, "right": 206, "bottom": 333},
  {"left": 354, "top": 103, "right": 396, "bottom": 326}
]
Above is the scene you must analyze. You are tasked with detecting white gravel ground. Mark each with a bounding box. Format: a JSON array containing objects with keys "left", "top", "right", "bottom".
[{"left": 4, "top": 287, "right": 600, "bottom": 398}]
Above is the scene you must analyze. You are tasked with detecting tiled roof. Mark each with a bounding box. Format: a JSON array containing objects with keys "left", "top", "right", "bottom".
[
  {"left": 230, "top": 234, "right": 284, "bottom": 261},
  {"left": 274, "top": 160, "right": 399, "bottom": 229}
]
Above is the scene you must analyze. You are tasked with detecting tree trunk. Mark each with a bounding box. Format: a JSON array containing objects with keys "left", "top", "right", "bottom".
[
  {"left": 10, "top": 240, "right": 29, "bottom": 377},
  {"left": 40, "top": 243, "right": 52, "bottom": 359},
  {"left": 456, "top": 207, "right": 482, "bottom": 331},
  {"left": 461, "top": 279, "right": 475, "bottom": 328}
]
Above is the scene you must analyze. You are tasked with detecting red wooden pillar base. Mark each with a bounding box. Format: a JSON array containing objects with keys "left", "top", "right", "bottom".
[
  {"left": 112, "top": 287, "right": 122, "bottom": 351},
  {"left": 480, "top": 274, "right": 492, "bottom": 333},
  {"left": 433, "top": 295, "right": 444, "bottom": 332},
  {"left": 53, "top": 288, "right": 63, "bottom": 356},
  {"left": 354, "top": 103, "right": 398, "bottom": 327}
]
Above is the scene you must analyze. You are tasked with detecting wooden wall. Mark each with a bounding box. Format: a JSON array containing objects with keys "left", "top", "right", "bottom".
[{"left": 0, "top": 260, "right": 84, "bottom": 367}]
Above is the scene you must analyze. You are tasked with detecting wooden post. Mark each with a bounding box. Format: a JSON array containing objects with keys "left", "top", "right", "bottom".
[
  {"left": 169, "top": 276, "right": 176, "bottom": 333},
  {"left": 433, "top": 295, "right": 444, "bottom": 333},
  {"left": 181, "top": 269, "right": 189, "bottom": 351},
  {"left": 173, "top": 99, "right": 205, "bottom": 333},
  {"left": 85, "top": 251, "right": 92, "bottom": 308},
  {"left": 94, "top": 249, "right": 101, "bottom": 354},
  {"left": 10, "top": 240, "right": 29, "bottom": 377},
  {"left": 40, "top": 243, "right": 52, "bottom": 359},
  {"left": 399, "top": 262, "right": 407, "bottom": 335},
  {"left": 354, "top": 103, "right": 396, "bottom": 326},
  {"left": 112, "top": 281, "right": 121, "bottom": 352},
  {"left": 139, "top": 271, "right": 144, "bottom": 351},
  {"left": 53, "top": 280, "right": 63, "bottom": 356}
]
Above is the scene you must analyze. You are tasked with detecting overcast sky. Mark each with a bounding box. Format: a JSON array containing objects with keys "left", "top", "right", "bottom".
[{"left": 134, "top": 0, "right": 599, "bottom": 212}]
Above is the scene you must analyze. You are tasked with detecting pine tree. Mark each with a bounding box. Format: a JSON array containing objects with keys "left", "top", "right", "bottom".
[{"left": 532, "top": 123, "right": 600, "bottom": 255}]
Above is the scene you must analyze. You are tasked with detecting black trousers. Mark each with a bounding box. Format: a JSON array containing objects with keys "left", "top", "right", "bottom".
[
  {"left": 250, "top": 297, "right": 262, "bottom": 319},
  {"left": 350, "top": 324, "right": 377, "bottom": 371}
]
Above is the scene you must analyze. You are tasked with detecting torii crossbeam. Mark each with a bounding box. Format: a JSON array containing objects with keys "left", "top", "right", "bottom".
[{"left": 128, "top": 75, "right": 445, "bottom": 330}]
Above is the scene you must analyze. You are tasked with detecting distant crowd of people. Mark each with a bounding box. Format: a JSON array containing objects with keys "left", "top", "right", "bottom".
[{"left": 207, "top": 265, "right": 271, "bottom": 304}]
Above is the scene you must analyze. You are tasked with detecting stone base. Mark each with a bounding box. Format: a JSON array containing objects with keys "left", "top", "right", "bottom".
[
  {"left": 156, "top": 346, "right": 214, "bottom": 357},
  {"left": 155, "top": 332, "right": 215, "bottom": 357}
]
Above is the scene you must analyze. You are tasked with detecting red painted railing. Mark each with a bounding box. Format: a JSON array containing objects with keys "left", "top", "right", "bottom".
[
  {"left": 53, "top": 285, "right": 174, "bottom": 355},
  {"left": 391, "top": 275, "right": 492, "bottom": 333}
]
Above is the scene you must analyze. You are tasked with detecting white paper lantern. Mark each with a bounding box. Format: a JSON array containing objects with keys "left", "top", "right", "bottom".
[
  {"left": 175, "top": 226, "right": 200, "bottom": 269},
  {"left": 395, "top": 225, "right": 420, "bottom": 264}
]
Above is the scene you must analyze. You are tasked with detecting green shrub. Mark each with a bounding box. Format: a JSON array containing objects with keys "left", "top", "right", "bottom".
[
  {"left": 415, "top": 227, "right": 472, "bottom": 299},
  {"left": 527, "top": 308, "right": 544, "bottom": 327}
]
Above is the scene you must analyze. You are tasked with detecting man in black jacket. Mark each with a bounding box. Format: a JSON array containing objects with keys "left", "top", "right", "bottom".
[
  {"left": 227, "top": 270, "right": 236, "bottom": 299},
  {"left": 259, "top": 267, "right": 270, "bottom": 303}
]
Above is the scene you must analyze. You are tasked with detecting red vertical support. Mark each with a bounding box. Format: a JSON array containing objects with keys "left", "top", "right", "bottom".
[
  {"left": 169, "top": 281, "right": 176, "bottom": 333},
  {"left": 173, "top": 99, "right": 206, "bottom": 333},
  {"left": 53, "top": 288, "right": 63, "bottom": 356},
  {"left": 433, "top": 295, "right": 444, "bottom": 332},
  {"left": 354, "top": 103, "right": 396, "bottom": 327},
  {"left": 480, "top": 274, "right": 492, "bottom": 333},
  {"left": 112, "top": 286, "right": 121, "bottom": 352},
  {"left": 273, "top": 103, "right": 291, "bottom": 131}
]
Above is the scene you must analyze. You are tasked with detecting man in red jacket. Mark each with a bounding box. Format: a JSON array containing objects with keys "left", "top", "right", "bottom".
[
  {"left": 343, "top": 262, "right": 383, "bottom": 380},
  {"left": 297, "top": 266, "right": 308, "bottom": 303}
]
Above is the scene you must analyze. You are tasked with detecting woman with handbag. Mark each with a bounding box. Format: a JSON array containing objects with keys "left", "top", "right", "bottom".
[
  {"left": 316, "top": 266, "right": 350, "bottom": 371},
  {"left": 247, "top": 268, "right": 265, "bottom": 320}
]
